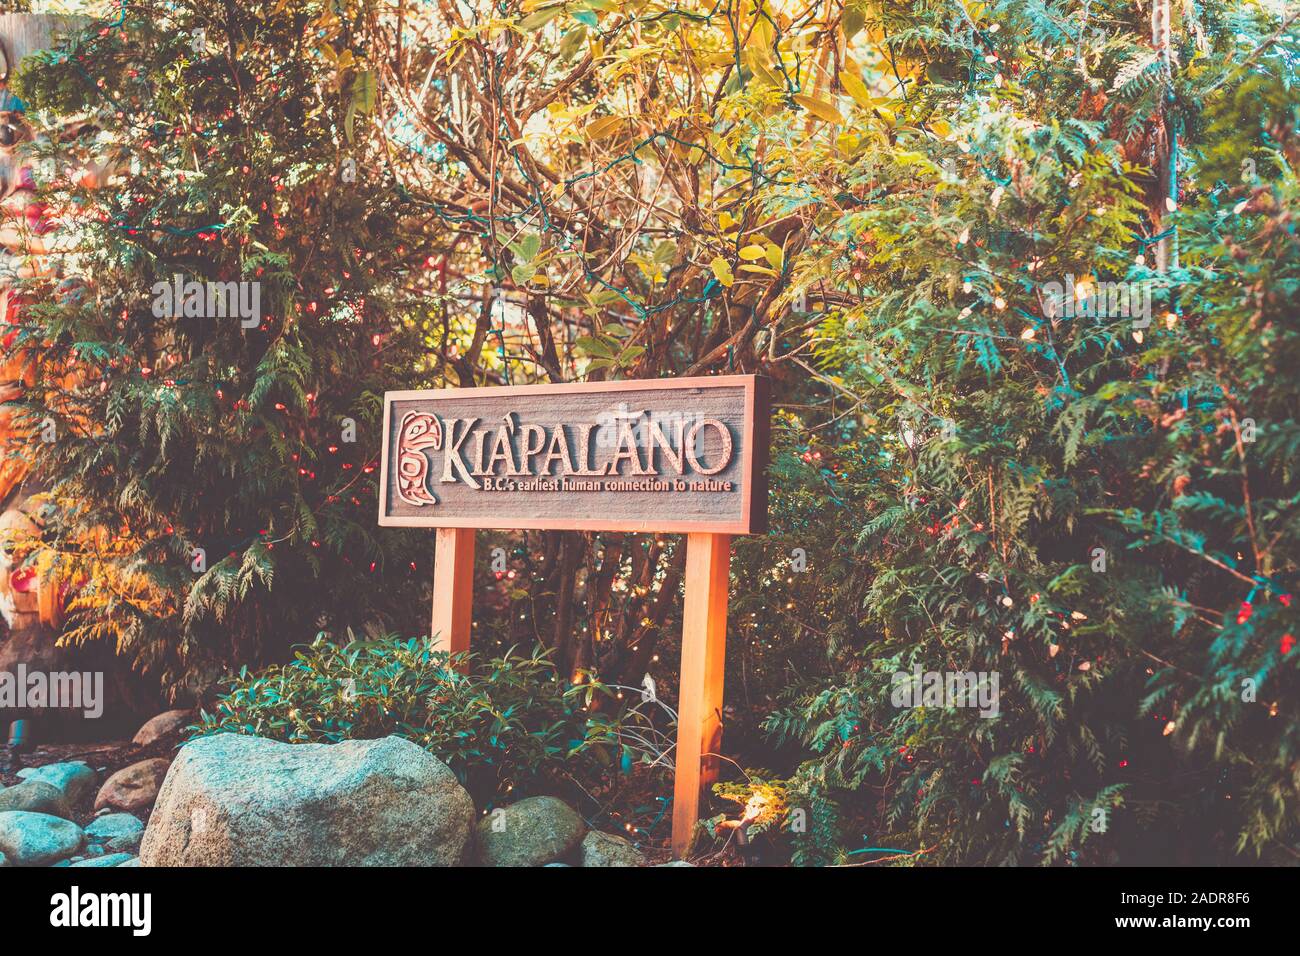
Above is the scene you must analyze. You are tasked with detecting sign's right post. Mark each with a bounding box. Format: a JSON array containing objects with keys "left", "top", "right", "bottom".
[{"left": 672, "top": 531, "right": 732, "bottom": 858}]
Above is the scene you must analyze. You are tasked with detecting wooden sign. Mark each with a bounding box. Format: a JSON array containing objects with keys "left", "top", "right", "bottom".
[
  {"left": 379, "top": 375, "right": 768, "bottom": 534},
  {"left": 378, "top": 374, "right": 770, "bottom": 858}
]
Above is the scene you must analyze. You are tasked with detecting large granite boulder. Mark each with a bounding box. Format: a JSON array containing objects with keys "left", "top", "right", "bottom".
[
  {"left": 476, "top": 796, "right": 586, "bottom": 867},
  {"left": 139, "top": 734, "right": 474, "bottom": 866},
  {"left": 0, "top": 811, "right": 84, "bottom": 866}
]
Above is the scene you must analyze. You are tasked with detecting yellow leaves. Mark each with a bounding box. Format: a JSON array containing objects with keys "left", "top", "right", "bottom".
[
  {"left": 518, "top": 0, "right": 564, "bottom": 30},
  {"left": 584, "top": 115, "right": 625, "bottom": 141},
  {"left": 713, "top": 237, "right": 783, "bottom": 287},
  {"left": 746, "top": 53, "right": 782, "bottom": 88},
  {"left": 712, "top": 135, "right": 737, "bottom": 166},
  {"left": 764, "top": 243, "right": 784, "bottom": 271},
  {"left": 838, "top": 70, "right": 872, "bottom": 109},
  {"left": 793, "top": 93, "right": 843, "bottom": 125},
  {"left": 710, "top": 257, "right": 735, "bottom": 287},
  {"left": 549, "top": 101, "right": 596, "bottom": 124},
  {"left": 748, "top": 12, "right": 775, "bottom": 52},
  {"left": 668, "top": 138, "right": 706, "bottom": 165},
  {"left": 619, "top": 43, "right": 665, "bottom": 62}
]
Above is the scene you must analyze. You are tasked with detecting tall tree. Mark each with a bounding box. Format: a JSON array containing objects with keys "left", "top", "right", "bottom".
[{"left": 10, "top": 0, "right": 434, "bottom": 695}]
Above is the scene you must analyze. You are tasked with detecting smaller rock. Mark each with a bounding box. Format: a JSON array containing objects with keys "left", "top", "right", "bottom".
[
  {"left": 70, "top": 853, "right": 136, "bottom": 868},
  {"left": 580, "top": 830, "right": 646, "bottom": 867},
  {"left": 132, "top": 709, "right": 194, "bottom": 748},
  {"left": 94, "top": 758, "right": 171, "bottom": 813},
  {"left": 117, "top": 856, "right": 141, "bottom": 867},
  {"left": 87, "top": 812, "right": 146, "bottom": 855},
  {"left": 476, "top": 796, "right": 586, "bottom": 867},
  {"left": 108, "top": 834, "right": 143, "bottom": 853},
  {"left": 0, "top": 811, "right": 84, "bottom": 866},
  {"left": 0, "top": 781, "right": 72, "bottom": 818},
  {"left": 16, "top": 762, "right": 97, "bottom": 805},
  {"left": 85, "top": 812, "right": 145, "bottom": 843}
]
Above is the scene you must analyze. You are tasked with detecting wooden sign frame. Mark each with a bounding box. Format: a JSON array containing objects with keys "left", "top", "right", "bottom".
[{"left": 378, "top": 374, "right": 770, "bottom": 857}]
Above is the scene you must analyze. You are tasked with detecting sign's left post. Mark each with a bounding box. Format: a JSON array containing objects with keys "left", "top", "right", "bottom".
[{"left": 431, "top": 527, "right": 475, "bottom": 666}]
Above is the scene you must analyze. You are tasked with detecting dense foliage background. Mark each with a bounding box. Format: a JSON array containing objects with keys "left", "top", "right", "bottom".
[{"left": 4, "top": 0, "right": 1297, "bottom": 863}]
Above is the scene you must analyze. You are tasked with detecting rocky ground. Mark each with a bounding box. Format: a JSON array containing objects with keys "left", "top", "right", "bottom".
[
  {"left": 0, "top": 718, "right": 682, "bottom": 867},
  {"left": 0, "top": 709, "right": 191, "bottom": 867}
]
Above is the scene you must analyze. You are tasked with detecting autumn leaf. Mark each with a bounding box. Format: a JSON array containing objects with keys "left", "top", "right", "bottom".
[
  {"left": 710, "top": 256, "right": 735, "bottom": 287},
  {"left": 585, "top": 115, "right": 626, "bottom": 140},
  {"left": 794, "top": 93, "right": 843, "bottom": 125},
  {"left": 838, "top": 70, "right": 872, "bottom": 109}
]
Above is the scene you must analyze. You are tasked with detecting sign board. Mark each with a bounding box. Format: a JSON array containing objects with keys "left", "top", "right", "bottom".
[
  {"left": 379, "top": 375, "right": 768, "bottom": 534},
  {"left": 377, "top": 373, "right": 770, "bottom": 857}
]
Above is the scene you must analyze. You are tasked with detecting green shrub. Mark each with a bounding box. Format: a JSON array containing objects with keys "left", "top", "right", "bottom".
[{"left": 194, "top": 633, "right": 623, "bottom": 804}]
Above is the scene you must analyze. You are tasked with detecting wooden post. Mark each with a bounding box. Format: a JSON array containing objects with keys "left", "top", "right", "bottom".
[
  {"left": 430, "top": 527, "right": 475, "bottom": 660},
  {"left": 672, "top": 532, "right": 731, "bottom": 858}
]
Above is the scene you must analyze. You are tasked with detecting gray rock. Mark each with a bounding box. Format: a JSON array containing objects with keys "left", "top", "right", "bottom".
[
  {"left": 0, "top": 780, "right": 72, "bottom": 817},
  {"left": 580, "top": 829, "right": 646, "bottom": 867},
  {"left": 16, "top": 762, "right": 97, "bottom": 805},
  {"left": 0, "top": 811, "right": 84, "bottom": 866},
  {"left": 84, "top": 813, "right": 146, "bottom": 856},
  {"left": 476, "top": 796, "right": 586, "bottom": 867},
  {"left": 117, "top": 856, "right": 141, "bottom": 867},
  {"left": 70, "top": 852, "right": 136, "bottom": 867},
  {"left": 94, "top": 758, "right": 171, "bottom": 813},
  {"left": 656, "top": 860, "right": 695, "bottom": 866},
  {"left": 132, "top": 709, "right": 194, "bottom": 748},
  {"left": 107, "top": 833, "right": 143, "bottom": 854},
  {"left": 85, "top": 812, "right": 145, "bottom": 843},
  {"left": 140, "top": 734, "right": 474, "bottom": 867}
]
